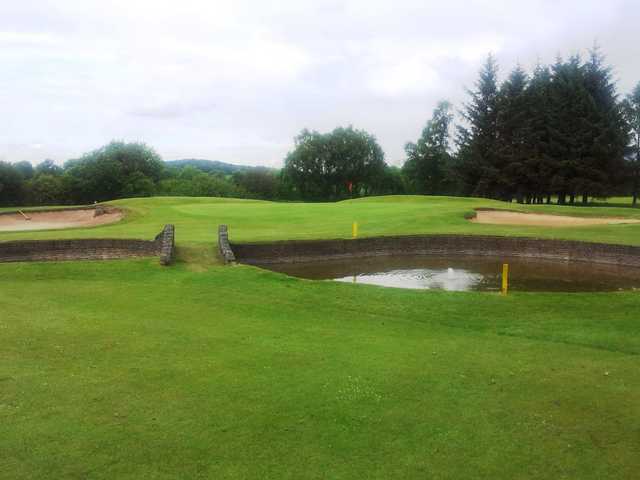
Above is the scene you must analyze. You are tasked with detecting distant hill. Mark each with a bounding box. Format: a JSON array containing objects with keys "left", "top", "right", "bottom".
[{"left": 165, "top": 159, "right": 268, "bottom": 175}]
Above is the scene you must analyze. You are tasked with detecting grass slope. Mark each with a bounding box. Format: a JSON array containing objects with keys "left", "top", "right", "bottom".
[
  {"left": 1, "top": 195, "right": 640, "bottom": 479},
  {"left": 3, "top": 195, "right": 640, "bottom": 249}
]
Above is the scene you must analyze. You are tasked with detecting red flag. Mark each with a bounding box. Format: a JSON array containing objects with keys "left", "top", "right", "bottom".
[{"left": 347, "top": 181, "right": 353, "bottom": 193}]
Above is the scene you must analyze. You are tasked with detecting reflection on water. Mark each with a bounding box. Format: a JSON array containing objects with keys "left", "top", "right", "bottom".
[
  {"left": 254, "top": 255, "right": 640, "bottom": 292},
  {"left": 336, "top": 267, "right": 484, "bottom": 291}
]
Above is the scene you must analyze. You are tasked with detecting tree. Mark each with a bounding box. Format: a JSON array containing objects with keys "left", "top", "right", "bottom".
[
  {"left": 525, "top": 63, "right": 554, "bottom": 203},
  {"left": 35, "top": 159, "right": 62, "bottom": 176},
  {"left": 496, "top": 65, "right": 530, "bottom": 201},
  {"left": 14, "top": 161, "right": 35, "bottom": 180},
  {"left": 233, "top": 167, "right": 279, "bottom": 199},
  {"left": 0, "top": 162, "right": 25, "bottom": 206},
  {"left": 283, "top": 126, "right": 386, "bottom": 201},
  {"left": 403, "top": 101, "right": 454, "bottom": 195},
  {"left": 370, "top": 166, "right": 407, "bottom": 196},
  {"left": 122, "top": 171, "right": 157, "bottom": 197},
  {"left": 64, "top": 141, "right": 164, "bottom": 203},
  {"left": 547, "top": 55, "right": 585, "bottom": 204},
  {"left": 579, "top": 46, "right": 628, "bottom": 204},
  {"left": 457, "top": 54, "right": 501, "bottom": 197},
  {"left": 622, "top": 82, "right": 640, "bottom": 206},
  {"left": 26, "top": 174, "right": 66, "bottom": 205},
  {"left": 157, "top": 166, "right": 245, "bottom": 198},
  {"left": 546, "top": 50, "right": 626, "bottom": 204},
  {"left": 282, "top": 129, "right": 327, "bottom": 200}
]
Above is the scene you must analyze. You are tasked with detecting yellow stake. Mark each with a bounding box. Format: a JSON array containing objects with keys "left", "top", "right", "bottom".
[
  {"left": 501, "top": 263, "right": 509, "bottom": 295},
  {"left": 352, "top": 221, "right": 358, "bottom": 238}
]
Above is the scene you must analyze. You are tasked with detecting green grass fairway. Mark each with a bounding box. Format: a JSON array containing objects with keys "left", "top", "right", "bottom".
[{"left": 2, "top": 196, "right": 640, "bottom": 479}]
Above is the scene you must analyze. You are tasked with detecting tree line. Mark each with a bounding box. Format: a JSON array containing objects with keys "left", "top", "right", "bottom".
[
  {"left": 0, "top": 133, "right": 404, "bottom": 206},
  {"left": 454, "top": 48, "right": 637, "bottom": 206},
  {"left": 1, "top": 46, "right": 639, "bottom": 207},
  {"left": 0, "top": 142, "right": 285, "bottom": 206},
  {"left": 401, "top": 47, "right": 640, "bottom": 206}
]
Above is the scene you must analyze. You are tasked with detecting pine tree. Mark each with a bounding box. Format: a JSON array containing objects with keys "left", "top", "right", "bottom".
[
  {"left": 452, "top": 125, "right": 474, "bottom": 195},
  {"left": 525, "top": 63, "right": 554, "bottom": 203},
  {"left": 496, "top": 64, "right": 529, "bottom": 201},
  {"left": 580, "top": 45, "right": 628, "bottom": 203},
  {"left": 548, "top": 55, "right": 594, "bottom": 204},
  {"left": 458, "top": 54, "right": 501, "bottom": 198}
]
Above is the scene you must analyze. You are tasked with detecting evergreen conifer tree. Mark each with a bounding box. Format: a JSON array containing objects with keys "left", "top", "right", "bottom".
[
  {"left": 580, "top": 46, "right": 628, "bottom": 203},
  {"left": 458, "top": 54, "right": 501, "bottom": 198},
  {"left": 525, "top": 63, "right": 554, "bottom": 203},
  {"left": 496, "top": 64, "right": 529, "bottom": 201}
]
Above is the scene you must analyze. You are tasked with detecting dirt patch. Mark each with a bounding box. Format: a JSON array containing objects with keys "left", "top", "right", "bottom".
[
  {"left": 471, "top": 209, "right": 640, "bottom": 227},
  {"left": 0, "top": 208, "right": 123, "bottom": 232}
]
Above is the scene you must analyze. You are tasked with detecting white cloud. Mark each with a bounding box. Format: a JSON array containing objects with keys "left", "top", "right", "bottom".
[
  {"left": 367, "top": 60, "right": 440, "bottom": 96},
  {"left": 0, "top": 0, "right": 638, "bottom": 167}
]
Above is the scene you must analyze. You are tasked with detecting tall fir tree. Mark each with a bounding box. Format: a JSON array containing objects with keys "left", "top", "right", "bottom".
[
  {"left": 580, "top": 45, "right": 628, "bottom": 203},
  {"left": 548, "top": 55, "right": 594, "bottom": 204},
  {"left": 496, "top": 64, "right": 530, "bottom": 201},
  {"left": 524, "top": 63, "right": 554, "bottom": 203},
  {"left": 458, "top": 54, "right": 501, "bottom": 197}
]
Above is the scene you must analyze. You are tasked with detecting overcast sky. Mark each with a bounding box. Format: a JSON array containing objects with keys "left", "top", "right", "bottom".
[{"left": 1, "top": 0, "right": 639, "bottom": 168}]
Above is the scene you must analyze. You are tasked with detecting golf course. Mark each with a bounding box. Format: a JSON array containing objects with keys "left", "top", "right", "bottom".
[{"left": 2, "top": 195, "right": 640, "bottom": 479}]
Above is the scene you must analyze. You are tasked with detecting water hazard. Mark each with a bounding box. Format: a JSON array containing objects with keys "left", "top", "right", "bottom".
[{"left": 255, "top": 255, "right": 640, "bottom": 292}]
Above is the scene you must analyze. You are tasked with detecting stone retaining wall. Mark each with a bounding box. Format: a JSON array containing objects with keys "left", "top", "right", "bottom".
[
  {"left": 218, "top": 225, "right": 236, "bottom": 264},
  {"left": 157, "top": 224, "right": 175, "bottom": 265},
  {"left": 0, "top": 224, "right": 175, "bottom": 265},
  {"left": 229, "top": 233, "right": 640, "bottom": 269}
]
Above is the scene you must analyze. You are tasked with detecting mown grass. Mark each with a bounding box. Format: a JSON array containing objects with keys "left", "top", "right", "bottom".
[
  {"left": 1, "top": 195, "right": 640, "bottom": 479},
  {"left": 3, "top": 195, "right": 640, "bottom": 251}
]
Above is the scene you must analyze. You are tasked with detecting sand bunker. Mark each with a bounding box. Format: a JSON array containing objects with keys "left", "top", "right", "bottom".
[
  {"left": 0, "top": 208, "right": 123, "bottom": 232},
  {"left": 471, "top": 209, "right": 640, "bottom": 227}
]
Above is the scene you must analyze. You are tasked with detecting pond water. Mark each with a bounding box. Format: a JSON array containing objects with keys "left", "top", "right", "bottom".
[{"left": 255, "top": 255, "right": 640, "bottom": 292}]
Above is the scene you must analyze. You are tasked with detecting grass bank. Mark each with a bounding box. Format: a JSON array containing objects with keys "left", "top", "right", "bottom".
[{"left": 1, "top": 195, "right": 639, "bottom": 479}]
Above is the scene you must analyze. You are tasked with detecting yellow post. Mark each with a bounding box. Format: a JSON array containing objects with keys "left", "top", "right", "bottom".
[
  {"left": 352, "top": 221, "right": 358, "bottom": 239},
  {"left": 501, "top": 263, "right": 509, "bottom": 295}
]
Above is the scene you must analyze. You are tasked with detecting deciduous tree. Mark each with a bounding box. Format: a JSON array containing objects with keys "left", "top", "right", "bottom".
[
  {"left": 622, "top": 82, "right": 640, "bottom": 206},
  {"left": 403, "top": 101, "right": 454, "bottom": 195},
  {"left": 283, "top": 126, "right": 386, "bottom": 200}
]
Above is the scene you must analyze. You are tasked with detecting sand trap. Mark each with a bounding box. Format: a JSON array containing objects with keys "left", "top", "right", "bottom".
[
  {"left": 0, "top": 208, "right": 123, "bottom": 232},
  {"left": 471, "top": 209, "right": 640, "bottom": 227}
]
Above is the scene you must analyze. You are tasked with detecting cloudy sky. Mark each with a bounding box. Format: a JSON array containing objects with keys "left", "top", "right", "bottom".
[{"left": 1, "top": 0, "right": 639, "bottom": 168}]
